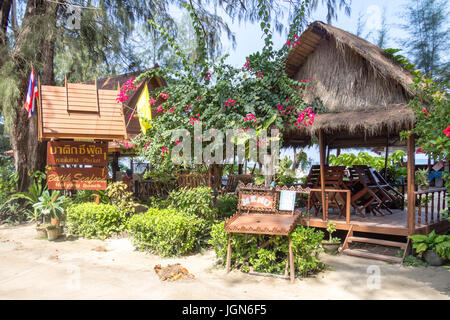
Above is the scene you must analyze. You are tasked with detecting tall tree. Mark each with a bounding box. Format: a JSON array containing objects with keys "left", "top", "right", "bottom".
[
  {"left": 376, "top": 7, "right": 389, "bottom": 48},
  {"left": 0, "top": 0, "right": 243, "bottom": 191},
  {"left": 400, "top": 0, "right": 449, "bottom": 76}
]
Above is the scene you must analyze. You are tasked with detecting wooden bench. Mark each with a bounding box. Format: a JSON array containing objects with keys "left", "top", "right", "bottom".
[{"left": 224, "top": 183, "right": 311, "bottom": 283}]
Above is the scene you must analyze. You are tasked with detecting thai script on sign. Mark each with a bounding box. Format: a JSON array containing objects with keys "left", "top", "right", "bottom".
[{"left": 47, "top": 141, "right": 107, "bottom": 166}]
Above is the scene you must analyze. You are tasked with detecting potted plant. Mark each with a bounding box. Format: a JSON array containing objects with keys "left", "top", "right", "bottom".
[
  {"left": 32, "top": 190, "right": 66, "bottom": 227},
  {"left": 322, "top": 222, "right": 341, "bottom": 254},
  {"left": 415, "top": 169, "right": 429, "bottom": 191},
  {"left": 46, "top": 225, "right": 60, "bottom": 241},
  {"left": 408, "top": 231, "right": 450, "bottom": 266}
]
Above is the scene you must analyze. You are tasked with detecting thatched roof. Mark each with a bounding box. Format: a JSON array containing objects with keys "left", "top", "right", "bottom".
[{"left": 284, "top": 21, "right": 416, "bottom": 147}]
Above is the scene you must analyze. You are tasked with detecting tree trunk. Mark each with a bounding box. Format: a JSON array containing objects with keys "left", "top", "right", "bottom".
[
  {"left": 10, "top": 0, "right": 58, "bottom": 191},
  {"left": 0, "top": 0, "right": 11, "bottom": 45}
]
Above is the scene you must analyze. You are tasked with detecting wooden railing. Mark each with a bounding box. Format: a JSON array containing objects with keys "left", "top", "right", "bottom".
[
  {"left": 414, "top": 187, "right": 448, "bottom": 226},
  {"left": 135, "top": 173, "right": 209, "bottom": 200}
]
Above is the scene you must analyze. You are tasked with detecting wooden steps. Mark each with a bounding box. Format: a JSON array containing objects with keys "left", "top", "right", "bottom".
[
  {"left": 340, "top": 227, "right": 409, "bottom": 264},
  {"left": 348, "top": 237, "right": 407, "bottom": 250},
  {"left": 342, "top": 249, "right": 403, "bottom": 264}
]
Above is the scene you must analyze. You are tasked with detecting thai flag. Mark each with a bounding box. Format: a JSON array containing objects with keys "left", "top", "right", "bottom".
[{"left": 25, "top": 68, "right": 38, "bottom": 119}]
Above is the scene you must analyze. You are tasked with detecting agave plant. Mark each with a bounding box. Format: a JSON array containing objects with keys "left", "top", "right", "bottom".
[{"left": 32, "top": 190, "right": 66, "bottom": 223}]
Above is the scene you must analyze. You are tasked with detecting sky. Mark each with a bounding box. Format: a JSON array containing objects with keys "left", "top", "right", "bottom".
[{"left": 169, "top": 0, "right": 412, "bottom": 68}]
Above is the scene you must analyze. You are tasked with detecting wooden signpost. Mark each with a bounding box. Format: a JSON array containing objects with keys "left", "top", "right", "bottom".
[
  {"left": 47, "top": 167, "right": 108, "bottom": 190},
  {"left": 47, "top": 141, "right": 107, "bottom": 166},
  {"left": 46, "top": 141, "right": 108, "bottom": 190}
]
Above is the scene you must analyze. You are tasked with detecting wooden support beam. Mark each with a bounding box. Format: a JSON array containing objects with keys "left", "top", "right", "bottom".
[
  {"left": 226, "top": 233, "right": 232, "bottom": 273},
  {"left": 407, "top": 134, "right": 416, "bottom": 235},
  {"left": 289, "top": 236, "right": 295, "bottom": 284},
  {"left": 318, "top": 130, "right": 327, "bottom": 221}
]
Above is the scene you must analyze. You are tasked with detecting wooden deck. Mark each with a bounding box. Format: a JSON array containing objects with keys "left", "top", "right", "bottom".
[{"left": 298, "top": 208, "right": 449, "bottom": 236}]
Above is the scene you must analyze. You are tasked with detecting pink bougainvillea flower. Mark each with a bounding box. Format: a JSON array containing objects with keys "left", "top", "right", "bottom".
[
  {"left": 161, "top": 147, "right": 169, "bottom": 155},
  {"left": 196, "top": 96, "right": 202, "bottom": 101},
  {"left": 416, "top": 147, "right": 426, "bottom": 154},
  {"left": 168, "top": 107, "right": 175, "bottom": 113},
  {"left": 277, "top": 103, "right": 283, "bottom": 111},
  {"left": 148, "top": 98, "right": 156, "bottom": 105},
  {"left": 156, "top": 105, "right": 164, "bottom": 113},
  {"left": 422, "top": 108, "right": 430, "bottom": 116},
  {"left": 244, "top": 114, "right": 256, "bottom": 122},
  {"left": 225, "top": 99, "right": 236, "bottom": 107},
  {"left": 175, "top": 140, "right": 181, "bottom": 145},
  {"left": 144, "top": 142, "right": 150, "bottom": 150},
  {"left": 185, "top": 105, "right": 191, "bottom": 111},
  {"left": 443, "top": 125, "right": 450, "bottom": 137},
  {"left": 161, "top": 91, "right": 170, "bottom": 100}
]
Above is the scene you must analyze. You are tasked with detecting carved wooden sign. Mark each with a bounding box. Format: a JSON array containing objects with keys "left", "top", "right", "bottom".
[
  {"left": 47, "top": 141, "right": 107, "bottom": 166},
  {"left": 46, "top": 167, "right": 107, "bottom": 190},
  {"left": 239, "top": 192, "right": 277, "bottom": 212}
]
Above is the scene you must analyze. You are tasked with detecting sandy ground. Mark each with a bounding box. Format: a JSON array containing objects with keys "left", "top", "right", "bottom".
[{"left": 0, "top": 223, "right": 449, "bottom": 300}]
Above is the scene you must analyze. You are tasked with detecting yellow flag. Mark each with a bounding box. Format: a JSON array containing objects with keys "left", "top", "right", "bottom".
[{"left": 136, "top": 83, "right": 152, "bottom": 135}]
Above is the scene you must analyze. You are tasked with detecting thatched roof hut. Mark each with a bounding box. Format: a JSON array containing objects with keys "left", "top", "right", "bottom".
[{"left": 284, "top": 21, "right": 416, "bottom": 148}]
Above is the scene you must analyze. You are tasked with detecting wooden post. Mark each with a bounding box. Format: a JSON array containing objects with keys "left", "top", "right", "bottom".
[
  {"left": 226, "top": 233, "right": 232, "bottom": 273},
  {"left": 407, "top": 134, "right": 416, "bottom": 235},
  {"left": 289, "top": 236, "right": 295, "bottom": 283},
  {"left": 384, "top": 132, "right": 389, "bottom": 179},
  {"left": 293, "top": 147, "right": 297, "bottom": 170},
  {"left": 318, "top": 130, "right": 327, "bottom": 221},
  {"left": 346, "top": 190, "right": 351, "bottom": 224}
]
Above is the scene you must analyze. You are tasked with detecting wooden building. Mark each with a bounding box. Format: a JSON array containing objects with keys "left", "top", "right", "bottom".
[{"left": 283, "top": 21, "right": 448, "bottom": 261}]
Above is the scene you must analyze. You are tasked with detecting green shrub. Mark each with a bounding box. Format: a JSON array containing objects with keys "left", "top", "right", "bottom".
[
  {"left": 106, "top": 181, "right": 138, "bottom": 216},
  {"left": 168, "top": 186, "right": 216, "bottom": 220},
  {"left": 66, "top": 203, "right": 127, "bottom": 239},
  {"left": 216, "top": 194, "right": 238, "bottom": 219},
  {"left": 128, "top": 208, "right": 207, "bottom": 256},
  {"left": 209, "top": 222, "right": 325, "bottom": 277}
]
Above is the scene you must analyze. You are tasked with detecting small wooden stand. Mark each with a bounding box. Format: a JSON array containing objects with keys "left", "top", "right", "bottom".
[{"left": 224, "top": 184, "right": 310, "bottom": 283}]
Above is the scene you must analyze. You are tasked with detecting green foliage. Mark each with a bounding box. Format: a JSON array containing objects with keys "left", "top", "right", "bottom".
[
  {"left": 32, "top": 190, "right": 67, "bottom": 222},
  {"left": 216, "top": 194, "right": 238, "bottom": 219},
  {"left": 71, "top": 190, "right": 110, "bottom": 205},
  {"left": 209, "top": 222, "right": 325, "bottom": 277},
  {"left": 329, "top": 150, "right": 406, "bottom": 171},
  {"left": 131, "top": 3, "right": 314, "bottom": 168},
  {"left": 325, "top": 221, "right": 340, "bottom": 243},
  {"left": 415, "top": 169, "right": 429, "bottom": 188},
  {"left": 409, "top": 231, "right": 450, "bottom": 259},
  {"left": 128, "top": 208, "right": 207, "bottom": 257},
  {"left": 66, "top": 203, "right": 127, "bottom": 240},
  {"left": 106, "top": 182, "right": 138, "bottom": 216},
  {"left": 1, "top": 170, "right": 46, "bottom": 223},
  {"left": 168, "top": 186, "right": 217, "bottom": 220},
  {"left": 402, "top": 255, "right": 429, "bottom": 267}
]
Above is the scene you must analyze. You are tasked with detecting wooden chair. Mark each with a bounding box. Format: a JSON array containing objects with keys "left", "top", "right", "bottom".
[
  {"left": 222, "top": 174, "right": 254, "bottom": 194},
  {"left": 371, "top": 169, "right": 405, "bottom": 210},
  {"left": 303, "top": 165, "right": 322, "bottom": 215},
  {"left": 351, "top": 166, "right": 387, "bottom": 217},
  {"left": 356, "top": 166, "right": 396, "bottom": 214},
  {"left": 224, "top": 183, "right": 310, "bottom": 283}
]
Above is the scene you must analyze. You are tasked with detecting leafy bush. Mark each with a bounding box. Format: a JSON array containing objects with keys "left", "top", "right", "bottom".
[
  {"left": 209, "top": 222, "right": 325, "bottom": 277},
  {"left": 106, "top": 181, "right": 138, "bottom": 216},
  {"left": 66, "top": 203, "right": 127, "bottom": 239},
  {"left": 128, "top": 208, "right": 207, "bottom": 256},
  {"left": 409, "top": 231, "right": 450, "bottom": 260},
  {"left": 168, "top": 186, "right": 216, "bottom": 220},
  {"left": 216, "top": 194, "right": 238, "bottom": 219}
]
